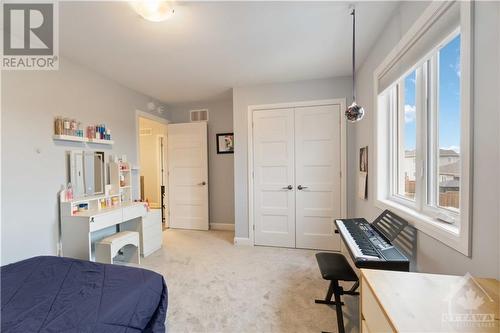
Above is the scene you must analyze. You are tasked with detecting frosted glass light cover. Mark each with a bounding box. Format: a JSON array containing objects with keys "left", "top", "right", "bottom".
[{"left": 131, "top": 0, "right": 174, "bottom": 22}]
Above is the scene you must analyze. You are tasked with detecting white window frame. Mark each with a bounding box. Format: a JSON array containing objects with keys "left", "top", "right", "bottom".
[
  {"left": 374, "top": 1, "right": 473, "bottom": 256},
  {"left": 423, "top": 30, "right": 462, "bottom": 223}
]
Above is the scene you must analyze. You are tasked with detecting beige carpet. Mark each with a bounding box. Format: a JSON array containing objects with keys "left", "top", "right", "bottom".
[{"left": 140, "top": 229, "right": 359, "bottom": 333}]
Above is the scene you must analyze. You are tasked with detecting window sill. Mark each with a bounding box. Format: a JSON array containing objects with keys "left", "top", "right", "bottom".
[{"left": 375, "top": 198, "right": 470, "bottom": 256}]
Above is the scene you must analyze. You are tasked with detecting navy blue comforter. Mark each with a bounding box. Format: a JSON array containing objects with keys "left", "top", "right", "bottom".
[{"left": 1, "top": 256, "right": 167, "bottom": 333}]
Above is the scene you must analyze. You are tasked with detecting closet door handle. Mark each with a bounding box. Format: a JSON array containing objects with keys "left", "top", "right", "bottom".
[
  {"left": 198, "top": 181, "right": 207, "bottom": 186},
  {"left": 297, "top": 185, "right": 308, "bottom": 190},
  {"left": 282, "top": 185, "right": 293, "bottom": 190}
]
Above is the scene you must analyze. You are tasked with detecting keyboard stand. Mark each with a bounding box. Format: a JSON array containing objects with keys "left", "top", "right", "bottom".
[{"left": 315, "top": 280, "right": 359, "bottom": 333}]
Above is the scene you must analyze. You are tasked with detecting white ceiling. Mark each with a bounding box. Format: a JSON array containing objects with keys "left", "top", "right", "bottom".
[{"left": 60, "top": 1, "right": 398, "bottom": 104}]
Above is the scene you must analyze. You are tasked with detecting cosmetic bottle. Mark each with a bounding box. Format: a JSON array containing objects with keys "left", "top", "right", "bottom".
[
  {"left": 120, "top": 174, "right": 125, "bottom": 187},
  {"left": 70, "top": 119, "right": 76, "bottom": 136},
  {"left": 63, "top": 118, "right": 70, "bottom": 135},
  {"left": 66, "top": 183, "right": 73, "bottom": 201}
]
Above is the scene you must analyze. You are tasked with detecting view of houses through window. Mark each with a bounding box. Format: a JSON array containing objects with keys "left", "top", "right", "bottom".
[
  {"left": 437, "top": 34, "right": 461, "bottom": 210},
  {"left": 397, "top": 34, "right": 461, "bottom": 211},
  {"left": 403, "top": 148, "right": 460, "bottom": 209},
  {"left": 399, "top": 71, "right": 417, "bottom": 200}
]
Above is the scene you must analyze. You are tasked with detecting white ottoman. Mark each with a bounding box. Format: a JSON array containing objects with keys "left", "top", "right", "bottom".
[{"left": 95, "top": 231, "right": 140, "bottom": 264}]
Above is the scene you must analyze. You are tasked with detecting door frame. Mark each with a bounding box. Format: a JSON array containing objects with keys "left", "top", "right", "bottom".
[
  {"left": 247, "top": 98, "right": 347, "bottom": 245},
  {"left": 135, "top": 109, "right": 169, "bottom": 227},
  {"left": 153, "top": 133, "right": 166, "bottom": 208}
]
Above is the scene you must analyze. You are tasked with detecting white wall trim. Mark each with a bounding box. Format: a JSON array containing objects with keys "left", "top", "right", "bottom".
[
  {"left": 135, "top": 109, "right": 169, "bottom": 169},
  {"left": 135, "top": 109, "right": 170, "bottom": 225},
  {"left": 497, "top": 1, "right": 500, "bottom": 279},
  {"left": 136, "top": 109, "right": 169, "bottom": 125},
  {"left": 246, "top": 98, "right": 347, "bottom": 246},
  {"left": 233, "top": 237, "right": 253, "bottom": 246},
  {"left": 210, "top": 223, "right": 235, "bottom": 231}
]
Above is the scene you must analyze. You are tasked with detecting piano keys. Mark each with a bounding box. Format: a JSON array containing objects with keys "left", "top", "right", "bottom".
[{"left": 335, "top": 217, "right": 410, "bottom": 272}]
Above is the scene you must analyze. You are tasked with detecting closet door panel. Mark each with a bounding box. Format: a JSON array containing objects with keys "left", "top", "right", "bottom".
[
  {"left": 295, "top": 105, "right": 341, "bottom": 251},
  {"left": 253, "top": 109, "right": 295, "bottom": 248}
]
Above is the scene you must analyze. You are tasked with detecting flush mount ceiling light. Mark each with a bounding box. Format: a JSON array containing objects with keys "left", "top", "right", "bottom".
[
  {"left": 130, "top": 0, "right": 175, "bottom": 22},
  {"left": 345, "top": 6, "right": 365, "bottom": 123}
]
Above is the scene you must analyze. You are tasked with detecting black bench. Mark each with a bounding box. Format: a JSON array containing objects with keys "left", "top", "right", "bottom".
[{"left": 315, "top": 252, "right": 359, "bottom": 333}]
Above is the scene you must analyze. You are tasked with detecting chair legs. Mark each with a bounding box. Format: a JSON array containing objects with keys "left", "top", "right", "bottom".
[
  {"left": 316, "top": 280, "right": 359, "bottom": 333},
  {"left": 332, "top": 281, "right": 345, "bottom": 333},
  {"left": 314, "top": 280, "right": 344, "bottom": 306}
]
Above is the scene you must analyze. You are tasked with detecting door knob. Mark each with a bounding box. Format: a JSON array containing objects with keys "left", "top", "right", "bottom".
[
  {"left": 282, "top": 185, "right": 293, "bottom": 190},
  {"left": 199, "top": 181, "right": 207, "bottom": 186},
  {"left": 297, "top": 185, "right": 308, "bottom": 190}
]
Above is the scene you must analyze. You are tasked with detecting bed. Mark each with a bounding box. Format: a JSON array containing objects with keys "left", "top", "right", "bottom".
[{"left": 1, "top": 256, "right": 167, "bottom": 333}]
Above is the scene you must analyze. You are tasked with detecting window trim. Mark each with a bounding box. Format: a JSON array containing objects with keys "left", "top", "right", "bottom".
[{"left": 373, "top": 1, "right": 473, "bottom": 256}]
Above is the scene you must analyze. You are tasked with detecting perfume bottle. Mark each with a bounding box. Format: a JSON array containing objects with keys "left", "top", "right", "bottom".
[
  {"left": 63, "top": 118, "right": 71, "bottom": 135},
  {"left": 54, "top": 117, "right": 63, "bottom": 135},
  {"left": 65, "top": 183, "right": 73, "bottom": 201}
]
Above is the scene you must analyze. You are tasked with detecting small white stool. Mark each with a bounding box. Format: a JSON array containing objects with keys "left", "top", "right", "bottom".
[{"left": 95, "top": 231, "right": 140, "bottom": 265}]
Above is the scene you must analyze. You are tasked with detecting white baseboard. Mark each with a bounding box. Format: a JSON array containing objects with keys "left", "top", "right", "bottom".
[
  {"left": 233, "top": 237, "right": 253, "bottom": 246},
  {"left": 210, "top": 223, "right": 235, "bottom": 231}
]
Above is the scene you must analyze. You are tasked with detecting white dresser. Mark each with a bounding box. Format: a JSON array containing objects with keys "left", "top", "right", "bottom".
[{"left": 122, "top": 208, "right": 163, "bottom": 257}]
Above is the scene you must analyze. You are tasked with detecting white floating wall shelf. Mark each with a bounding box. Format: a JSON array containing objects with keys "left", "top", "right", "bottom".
[
  {"left": 53, "top": 135, "right": 88, "bottom": 143},
  {"left": 53, "top": 135, "right": 114, "bottom": 145},
  {"left": 88, "top": 138, "right": 115, "bottom": 145}
]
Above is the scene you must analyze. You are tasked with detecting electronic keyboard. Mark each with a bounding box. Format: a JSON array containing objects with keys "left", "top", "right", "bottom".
[{"left": 335, "top": 218, "right": 410, "bottom": 271}]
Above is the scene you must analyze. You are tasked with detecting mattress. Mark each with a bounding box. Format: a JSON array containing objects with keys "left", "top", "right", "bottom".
[{"left": 1, "top": 256, "right": 167, "bottom": 333}]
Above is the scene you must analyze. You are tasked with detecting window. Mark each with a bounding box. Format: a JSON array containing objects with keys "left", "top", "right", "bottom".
[
  {"left": 436, "top": 34, "right": 461, "bottom": 211},
  {"left": 384, "top": 32, "right": 461, "bottom": 222},
  {"left": 374, "top": 2, "right": 472, "bottom": 255},
  {"left": 397, "top": 70, "right": 417, "bottom": 200}
]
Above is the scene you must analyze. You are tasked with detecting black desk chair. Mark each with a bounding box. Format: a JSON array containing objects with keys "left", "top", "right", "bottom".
[{"left": 315, "top": 253, "right": 359, "bottom": 333}]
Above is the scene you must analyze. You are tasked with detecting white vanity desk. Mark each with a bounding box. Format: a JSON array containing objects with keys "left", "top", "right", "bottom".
[
  {"left": 61, "top": 198, "right": 149, "bottom": 261},
  {"left": 60, "top": 156, "right": 162, "bottom": 261}
]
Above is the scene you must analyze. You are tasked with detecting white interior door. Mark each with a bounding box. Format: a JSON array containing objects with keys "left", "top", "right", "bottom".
[
  {"left": 253, "top": 109, "right": 295, "bottom": 247},
  {"left": 295, "top": 105, "right": 341, "bottom": 251},
  {"left": 167, "top": 122, "right": 208, "bottom": 230}
]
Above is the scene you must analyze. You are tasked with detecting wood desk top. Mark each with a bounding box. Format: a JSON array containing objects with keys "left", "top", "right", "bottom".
[{"left": 361, "top": 269, "right": 499, "bottom": 332}]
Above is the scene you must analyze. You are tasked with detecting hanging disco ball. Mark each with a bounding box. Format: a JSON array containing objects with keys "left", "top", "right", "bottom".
[{"left": 345, "top": 101, "right": 365, "bottom": 122}]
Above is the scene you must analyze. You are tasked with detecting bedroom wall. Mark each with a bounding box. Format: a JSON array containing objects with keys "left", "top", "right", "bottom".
[
  {"left": 167, "top": 92, "right": 235, "bottom": 228},
  {"left": 1, "top": 57, "right": 164, "bottom": 265},
  {"left": 350, "top": 1, "right": 500, "bottom": 278},
  {"left": 232, "top": 77, "right": 352, "bottom": 239}
]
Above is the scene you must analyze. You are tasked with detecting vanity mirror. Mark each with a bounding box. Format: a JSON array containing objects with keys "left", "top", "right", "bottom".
[{"left": 68, "top": 150, "right": 106, "bottom": 198}]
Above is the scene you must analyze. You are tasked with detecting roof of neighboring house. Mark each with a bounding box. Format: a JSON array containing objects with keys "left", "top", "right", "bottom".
[
  {"left": 439, "top": 149, "right": 460, "bottom": 157},
  {"left": 405, "top": 149, "right": 416, "bottom": 158},
  {"left": 405, "top": 149, "right": 459, "bottom": 158},
  {"left": 440, "top": 161, "right": 460, "bottom": 176},
  {"left": 440, "top": 179, "right": 460, "bottom": 188}
]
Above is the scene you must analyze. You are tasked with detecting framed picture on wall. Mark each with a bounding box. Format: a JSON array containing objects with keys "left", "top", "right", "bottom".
[
  {"left": 216, "top": 133, "right": 234, "bottom": 154},
  {"left": 358, "top": 146, "right": 368, "bottom": 199},
  {"left": 360, "top": 146, "right": 368, "bottom": 172}
]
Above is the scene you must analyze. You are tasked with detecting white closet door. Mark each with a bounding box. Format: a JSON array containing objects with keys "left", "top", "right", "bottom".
[
  {"left": 295, "top": 105, "right": 341, "bottom": 251},
  {"left": 167, "top": 122, "right": 209, "bottom": 230},
  {"left": 253, "top": 109, "right": 296, "bottom": 248}
]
